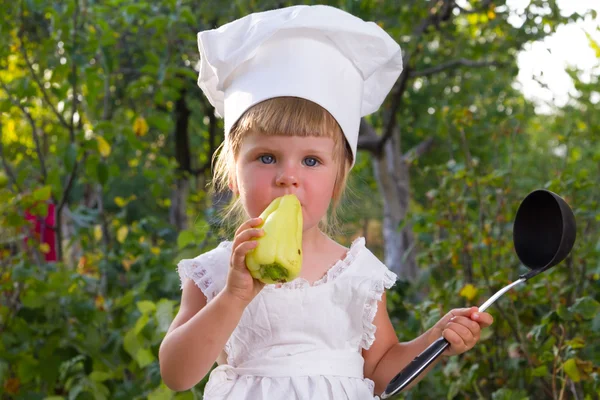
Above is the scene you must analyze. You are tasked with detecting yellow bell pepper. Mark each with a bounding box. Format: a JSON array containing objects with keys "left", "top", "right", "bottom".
[{"left": 245, "top": 194, "right": 303, "bottom": 284}]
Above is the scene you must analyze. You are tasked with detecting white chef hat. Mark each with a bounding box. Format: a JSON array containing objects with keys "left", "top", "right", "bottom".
[{"left": 196, "top": 5, "right": 403, "bottom": 168}]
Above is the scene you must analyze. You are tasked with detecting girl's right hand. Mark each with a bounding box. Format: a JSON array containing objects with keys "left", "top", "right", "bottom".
[{"left": 224, "top": 217, "right": 266, "bottom": 306}]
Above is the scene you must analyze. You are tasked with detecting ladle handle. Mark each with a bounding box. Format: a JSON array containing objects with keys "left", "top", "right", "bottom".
[
  {"left": 381, "top": 337, "right": 450, "bottom": 398},
  {"left": 478, "top": 278, "right": 526, "bottom": 312},
  {"left": 381, "top": 277, "right": 527, "bottom": 399}
]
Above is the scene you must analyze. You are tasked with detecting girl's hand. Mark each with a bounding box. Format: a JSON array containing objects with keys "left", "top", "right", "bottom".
[
  {"left": 429, "top": 307, "right": 494, "bottom": 356},
  {"left": 224, "top": 217, "right": 266, "bottom": 306}
]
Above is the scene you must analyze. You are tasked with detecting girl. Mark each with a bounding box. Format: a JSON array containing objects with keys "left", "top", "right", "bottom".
[{"left": 159, "top": 5, "right": 493, "bottom": 399}]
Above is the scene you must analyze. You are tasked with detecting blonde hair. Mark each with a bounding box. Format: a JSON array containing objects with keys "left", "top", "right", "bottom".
[{"left": 209, "top": 97, "right": 354, "bottom": 238}]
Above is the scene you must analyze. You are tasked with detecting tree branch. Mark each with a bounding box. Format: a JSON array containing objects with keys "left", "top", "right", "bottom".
[
  {"left": 402, "top": 137, "right": 435, "bottom": 163},
  {"left": 56, "top": 154, "right": 87, "bottom": 231},
  {"left": 410, "top": 58, "right": 504, "bottom": 77},
  {"left": 174, "top": 86, "right": 191, "bottom": 173},
  {"left": 18, "top": 6, "right": 71, "bottom": 131},
  {"left": 0, "top": 81, "right": 48, "bottom": 183},
  {"left": 357, "top": 118, "right": 380, "bottom": 153},
  {"left": 378, "top": 64, "right": 411, "bottom": 156}
]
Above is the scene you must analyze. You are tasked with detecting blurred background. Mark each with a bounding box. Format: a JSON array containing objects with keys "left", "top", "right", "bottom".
[{"left": 0, "top": 0, "right": 599, "bottom": 399}]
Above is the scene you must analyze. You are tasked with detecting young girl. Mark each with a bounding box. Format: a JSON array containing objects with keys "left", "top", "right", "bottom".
[{"left": 159, "top": 5, "right": 493, "bottom": 399}]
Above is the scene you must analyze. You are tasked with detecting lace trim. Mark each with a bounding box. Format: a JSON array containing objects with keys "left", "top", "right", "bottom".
[
  {"left": 176, "top": 241, "right": 231, "bottom": 301},
  {"left": 177, "top": 259, "right": 220, "bottom": 301},
  {"left": 262, "top": 236, "right": 366, "bottom": 290},
  {"left": 364, "top": 377, "right": 376, "bottom": 395},
  {"left": 224, "top": 338, "right": 235, "bottom": 366},
  {"left": 360, "top": 267, "right": 397, "bottom": 350}
]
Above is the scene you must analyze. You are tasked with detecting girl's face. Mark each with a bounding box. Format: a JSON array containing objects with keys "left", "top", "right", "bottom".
[{"left": 232, "top": 131, "right": 339, "bottom": 233}]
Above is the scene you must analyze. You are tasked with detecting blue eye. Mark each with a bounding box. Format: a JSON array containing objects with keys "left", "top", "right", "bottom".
[
  {"left": 304, "top": 157, "right": 320, "bottom": 167},
  {"left": 259, "top": 155, "right": 275, "bottom": 164}
]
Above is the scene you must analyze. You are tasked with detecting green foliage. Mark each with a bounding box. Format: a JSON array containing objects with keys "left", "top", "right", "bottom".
[
  {"left": 386, "top": 82, "right": 600, "bottom": 398},
  {"left": 1, "top": 0, "right": 599, "bottom": 399}
]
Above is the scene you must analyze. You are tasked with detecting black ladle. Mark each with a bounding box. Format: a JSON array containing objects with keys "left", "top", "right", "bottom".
[{"left": 381, "top": 189, "right": 577, "bottom": 399}]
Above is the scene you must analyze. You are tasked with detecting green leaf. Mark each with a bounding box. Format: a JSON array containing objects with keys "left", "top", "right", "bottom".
[
  {"left": 85, "top": 70, "right": 101, "bottom": 111},
  {"left": 177, "top": 230, "right": 195, "bottom": 249},
  {"left": 64, "top": 143, "right": 77, "bottom": 171},
  {"left": 90, "top": 371, "right": 113, "bottom": 382},
  {"left": 114, "top": 290, "right": 135, "bottom": 309},
  {"left": 585, "top": 32, "right": 600, "bottom": 57},
  {"left": 0, "top": 360, "right": 9, "bottom": 382},
  {"left": 148, "top": 384, "right": 173, "bottom": 400},
  {"left": 566, "top": 337, "right": 585, "bottom": 349},
  {"left": 124, "top": 3, "right": 146, "bottom": 15},
  {"left": 556, "top": 304, "right": 573, "bottom": 321},
  {"left": 123, "top": 329, "right": 140, "bottom": 359},
  {"left": 446, "top": 382, "right": 460, "bottom": 400},
  {"left": 17, "top": 355, "right": 39, "bottom": 384},
  {"left": 133, "top": 313, "right": 150, "bottom": 335},
  {"left": 568, "top": 297, "right": 600, "bottom": 320},
  {"left": 33, "top": 185, "right": 52, "bottom": 202},
  {"left": 147, "top": 114, "right": 172, "bottom": 133},
  {"left": 492, "top": 388, "right": 530, "bottom": 400},
  {"left": 179, "top": 6, "right": 195, "bottom": 25},
  {"left": 89, "top": 381, "right": 110, "bottom": 400},
  {"left": 137, "top": 300, "right": 156, "bottom": 314},
  {"left": 591, "top": 313, "right": 600, "bottom": 332},
  {"left": 156, "top": 299, "right": 174, "bottom": 333},
  {"left": 174, "top": 392, "right": 195, "bottom": 400},
  {"left": 96, "top": 136, "right": 111, "bottom": 157},
  {"left": 68, "top": 381, "right": 85, "bottom": 400},
  {"left": 29, "top": 201, "right": 49, "bottom": 217},
  {"left": 135, "top": 348, "right": 155, "bottom": 368},
  {"left": 21, "top": 290, "right": 45, "bottom": 308},
  {"left": 97, "top": 161, "right": 109, "bottom": 185},
  {"left": 563, "top": 358, "right": 581, "bottom": 382},
  {"left": 47, "top": 168, "right": 63, "bottom": 198},
  {"left": 532, "top": 365, "right": 548, "bottom": 377}
]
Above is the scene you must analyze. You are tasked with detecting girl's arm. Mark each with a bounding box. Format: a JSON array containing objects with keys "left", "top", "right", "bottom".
[
  {"left": 160, "top": 217, "right": 265, "bottom": 391},
  {"left": 363, "top": 293, "right": 493, "bottom": 395},
  {"left": 158, "top": 279, "right": 248, "bottom": 392}
]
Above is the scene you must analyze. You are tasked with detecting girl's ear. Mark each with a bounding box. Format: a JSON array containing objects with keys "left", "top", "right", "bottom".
[{"left": 228, "top": 175, "right": 239, "bottom": 196}]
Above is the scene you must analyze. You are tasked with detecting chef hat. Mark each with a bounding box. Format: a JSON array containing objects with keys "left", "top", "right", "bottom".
[{"left": 196, "top": 5, "right": 403, "bottom": 168}]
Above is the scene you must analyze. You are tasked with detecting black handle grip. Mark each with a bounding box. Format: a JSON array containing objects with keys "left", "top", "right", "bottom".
[{"left": 381, "top": 337, "right": 450, "bottom": 398}]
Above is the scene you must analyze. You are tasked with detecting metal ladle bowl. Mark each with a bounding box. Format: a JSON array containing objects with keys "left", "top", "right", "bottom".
[{"left": 513, "top": 189, "right": 577, "bottom": 280}]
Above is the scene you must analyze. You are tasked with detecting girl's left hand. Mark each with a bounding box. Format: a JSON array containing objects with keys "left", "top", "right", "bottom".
[{"left": 429, "top": 307, "right": 494, "bottom": 356}]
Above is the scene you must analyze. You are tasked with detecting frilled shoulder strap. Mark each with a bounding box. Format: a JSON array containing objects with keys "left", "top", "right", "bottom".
[
  {"left": 176, "top": 241, "right": 233, "bottom": 302},
  {"left": 355, "top": 248, "right": 398, "bottom": 350}
]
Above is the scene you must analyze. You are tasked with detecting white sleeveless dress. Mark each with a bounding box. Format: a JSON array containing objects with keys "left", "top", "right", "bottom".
[{"left": 177, "top": 236, "right": 397, "bottom": 400}]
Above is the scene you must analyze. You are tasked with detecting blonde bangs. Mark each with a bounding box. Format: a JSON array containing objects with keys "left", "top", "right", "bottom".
[{"left": 233, "top": 97, "right": 341, "bottom": 139}]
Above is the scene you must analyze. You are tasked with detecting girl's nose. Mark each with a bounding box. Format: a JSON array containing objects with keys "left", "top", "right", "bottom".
[{"left": 275, "top": 165, "right": 298, "bottom": 187}]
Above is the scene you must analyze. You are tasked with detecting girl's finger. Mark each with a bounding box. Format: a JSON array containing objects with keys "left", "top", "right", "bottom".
[
  {"left": 232, "top": 224, "right": 262, "bottom": 248},
  {"left": 236, "top": 228, "right": 265, "bottom": 245},
  {"left": 448, "top": 307, "right": 478, "bottom": 318},
  {"left": 442, "top": 328, "right": 465, "bottom": 350},
  {"left": 234, "top": 217, "right": 262, "bottom": 238},
  {"left": 471, "top": 311, "right": 494, "bottom": 328},
  {"left": 451, "top": 316, "right": 481, "bottom": 337},
  {"left": 231, "top": 241, "right": 258, "bottom": 271},
  {"left": 445, "top": 321, "right": 476, "bottom": 345}
]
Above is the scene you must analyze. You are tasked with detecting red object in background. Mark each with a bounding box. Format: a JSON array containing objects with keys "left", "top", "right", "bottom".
[{"left": 24, "top": 202, "right": 57, "bottom": 262}]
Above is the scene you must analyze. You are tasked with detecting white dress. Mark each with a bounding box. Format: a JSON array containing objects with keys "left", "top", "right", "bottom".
[{"left": 177, "top": 236, "right": 398, "bottom": 400}]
